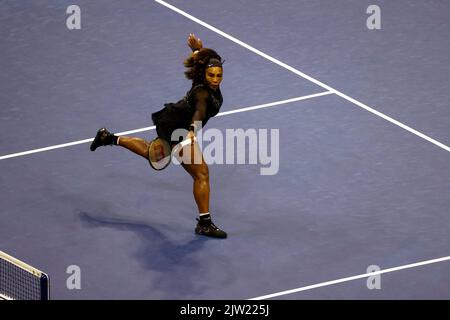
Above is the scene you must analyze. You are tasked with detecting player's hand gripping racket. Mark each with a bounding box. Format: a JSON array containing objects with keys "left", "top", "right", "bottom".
[{"left": 148, "top": 136, "right": 197, "bottom": 170}]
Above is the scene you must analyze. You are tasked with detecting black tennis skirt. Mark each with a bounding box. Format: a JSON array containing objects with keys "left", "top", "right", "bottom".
[{"left": 151, "top": 103, "right": 190, "bottom": 144}]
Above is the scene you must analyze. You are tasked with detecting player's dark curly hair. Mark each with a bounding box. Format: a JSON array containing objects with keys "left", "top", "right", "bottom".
[{"left": 183, "top": 48, "right": 222, "bottom": 84}]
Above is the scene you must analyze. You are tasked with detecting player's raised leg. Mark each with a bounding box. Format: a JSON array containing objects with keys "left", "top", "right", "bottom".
[
  {"left": 117, "top": 137, "right": 149, "bottom": 159},
  {"left": 90, "top": 128, "right": 149, "bottom": 159}
]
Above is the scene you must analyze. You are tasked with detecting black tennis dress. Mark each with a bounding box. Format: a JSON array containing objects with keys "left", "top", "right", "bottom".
[{"left": 151, "top": 83, "right": 223, "bottom": 144}]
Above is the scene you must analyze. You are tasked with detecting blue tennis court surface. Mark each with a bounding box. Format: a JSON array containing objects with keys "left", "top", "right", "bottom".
[{"left": 1, "top": 0, "right": 449, "bottom": 299}]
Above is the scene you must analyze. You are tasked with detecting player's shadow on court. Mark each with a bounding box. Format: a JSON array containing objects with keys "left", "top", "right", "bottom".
[{"left": 79, "top": 211, "right": 213, "bottom": 296}]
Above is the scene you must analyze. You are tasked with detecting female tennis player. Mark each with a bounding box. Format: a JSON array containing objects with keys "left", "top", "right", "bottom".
[{"left": 90, "top": 34, "right": 227, "bottom": 239}]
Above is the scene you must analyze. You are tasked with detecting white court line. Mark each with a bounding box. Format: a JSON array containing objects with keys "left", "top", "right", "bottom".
[
  {"left": 0, "top": 127, "right": 156, "bottom": 161},
  {"left": 154, "top": 1, "right": 450, "bottom": 299},
  {"left": 155, "top": 0, "right": 450, "bottom": 153},
  {"left": 249, "top": 255, "right": 450, "bottom": 300},
  {"left": 216, "top": 91, "right": 332, "bottom": 117},
  {"left": 0, "top": 92, "right": 331, "bottom": 161}
]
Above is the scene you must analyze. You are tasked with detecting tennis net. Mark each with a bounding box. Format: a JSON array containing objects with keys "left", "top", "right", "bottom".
[{"left": 0, "top": 251, "right": 49, "bottom": 300}]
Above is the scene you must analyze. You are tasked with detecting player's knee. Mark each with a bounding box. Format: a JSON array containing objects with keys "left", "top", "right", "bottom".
[{"left": 193, "top": 164, "right": 209, "bottom": 182}]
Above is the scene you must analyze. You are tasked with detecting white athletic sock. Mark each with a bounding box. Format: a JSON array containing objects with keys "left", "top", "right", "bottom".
[{"left": 199, "top": 212, "right": 211, "bottom": 222}]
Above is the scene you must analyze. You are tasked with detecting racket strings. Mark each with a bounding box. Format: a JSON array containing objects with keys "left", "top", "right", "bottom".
[{"left": 148, "top": 136, "right": 197, "bottom": 170}]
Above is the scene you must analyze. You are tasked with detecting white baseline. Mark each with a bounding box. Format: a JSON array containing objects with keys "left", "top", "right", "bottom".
[{"left": 249, "top": 255, "right": 450, "bottom": 300}]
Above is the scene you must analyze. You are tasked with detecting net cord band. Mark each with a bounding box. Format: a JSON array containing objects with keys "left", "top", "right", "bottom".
[{"left": 0, "top": 251, "right": 45, "bottom": 277}]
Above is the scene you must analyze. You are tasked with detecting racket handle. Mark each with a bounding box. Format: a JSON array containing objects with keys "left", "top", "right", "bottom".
[{"left": 172, "top": 136, "right": 197, "bottom": 155}]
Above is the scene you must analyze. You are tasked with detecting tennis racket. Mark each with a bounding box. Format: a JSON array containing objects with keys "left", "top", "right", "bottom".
[{"left": 148, "top": 136, "right": 197, "bottom": 170}]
